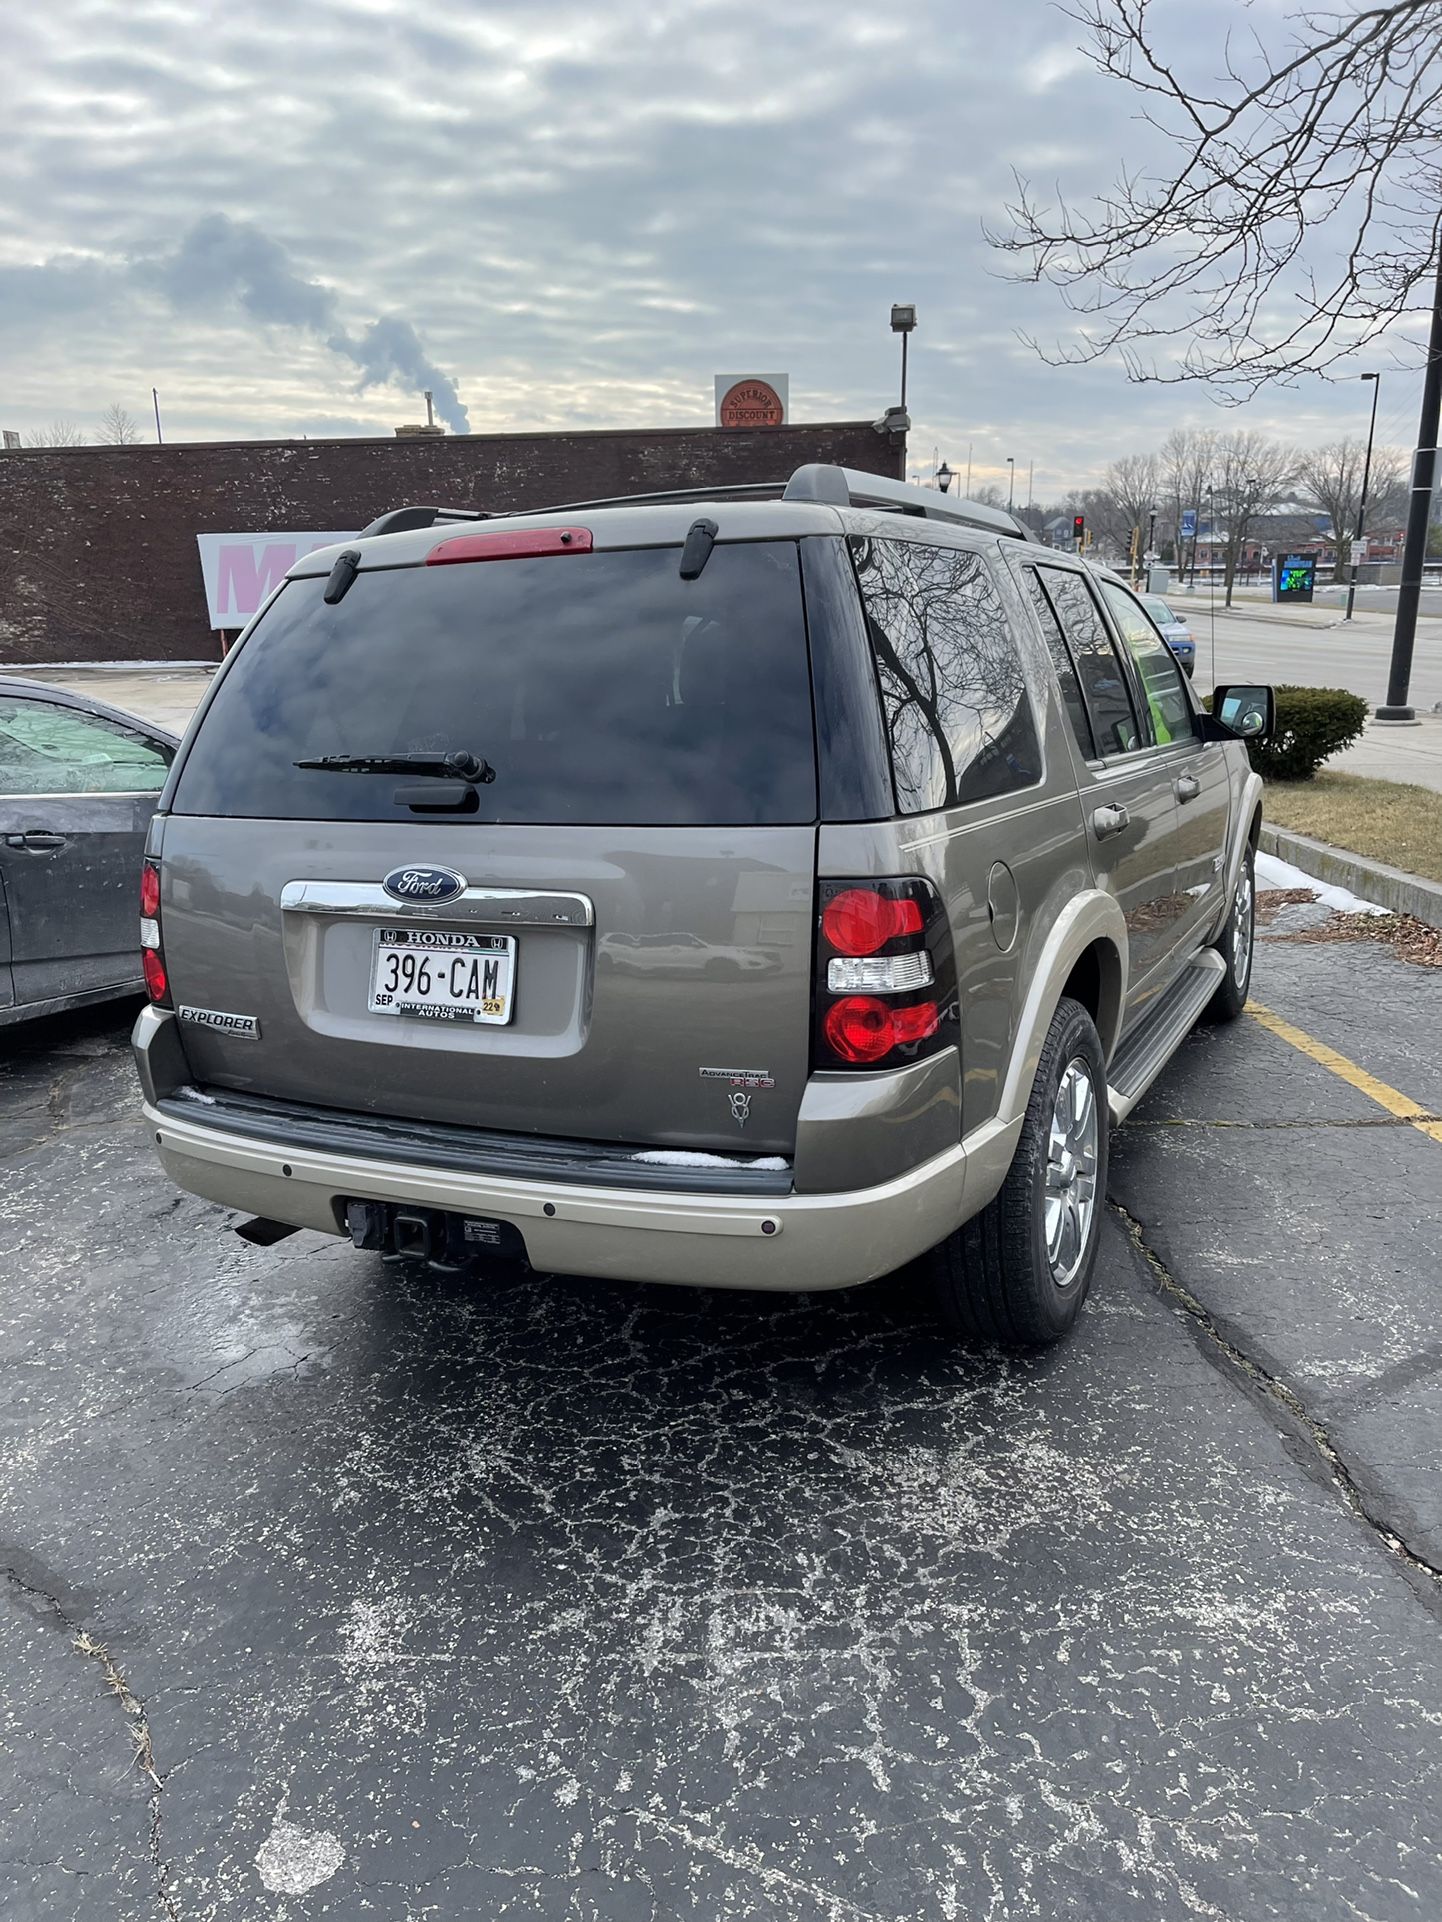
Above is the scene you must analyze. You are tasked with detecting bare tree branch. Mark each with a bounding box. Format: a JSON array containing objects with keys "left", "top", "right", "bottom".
[
  {"left": 1295, "top": 436, "right": 1406, "bottom": 566},
  {"left": 97, "top": 401, "right": 141, "bottom": 445},
  {"left": 989, "top": 0, "right": 1442, "bottom": 394},
  {"left": 24, "top": 419, "right": 86, "bottom": 447}
]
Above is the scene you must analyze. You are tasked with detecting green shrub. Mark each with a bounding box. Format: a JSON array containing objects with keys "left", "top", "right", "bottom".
[{"left": 1208, "top": 683, "right": 1369, "bottom": 782}]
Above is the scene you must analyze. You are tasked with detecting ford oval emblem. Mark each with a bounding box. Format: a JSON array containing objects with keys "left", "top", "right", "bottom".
[{"left": 381, "top": 864, "right": 467, "bottom": 904}]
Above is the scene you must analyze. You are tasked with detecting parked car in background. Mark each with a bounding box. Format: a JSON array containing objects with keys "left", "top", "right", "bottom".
[
  {"left": 133, "top": 465, "right": 1271, "bottom": 1349},
  {"left": 1140, "top": 595, "right": 1196, "bottom": 676},
  {"left": 0, "top": 677, "right": 177, "bottom": 1025}
]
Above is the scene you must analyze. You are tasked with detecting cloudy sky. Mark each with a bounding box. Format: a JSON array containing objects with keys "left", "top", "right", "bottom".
[{"left": 0, "top": 0, "right": 1429, "bottom": 496}]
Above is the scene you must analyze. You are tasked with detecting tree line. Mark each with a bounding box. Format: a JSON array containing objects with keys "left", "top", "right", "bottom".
[
  {"left": 22, "top": 403, "right": 143, "bottom": 448},
  {"left": 992, "top": 428, "right": 1413, "bottom": 607}
]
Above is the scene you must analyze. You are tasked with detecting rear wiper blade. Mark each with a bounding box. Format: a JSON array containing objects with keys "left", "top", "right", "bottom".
[{"left": 294, "top": 750, "right": 495, "bottom": 784}]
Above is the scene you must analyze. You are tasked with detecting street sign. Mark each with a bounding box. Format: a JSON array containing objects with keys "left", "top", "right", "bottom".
[{"left": 1179, "top": 508, "right": 1197, "bottom": 541}]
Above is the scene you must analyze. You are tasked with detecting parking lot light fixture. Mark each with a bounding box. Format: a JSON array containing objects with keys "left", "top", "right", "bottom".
[
  {"left": 936, "top": 461, "right": 954, "bottom": 494},
  {"left": 890, "top": 303, "right": 917, "bottom": 409}
]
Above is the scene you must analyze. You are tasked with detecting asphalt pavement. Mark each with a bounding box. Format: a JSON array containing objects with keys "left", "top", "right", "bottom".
[{"left": 2, "top": 897, "right": 1439, "bottom": 1921}]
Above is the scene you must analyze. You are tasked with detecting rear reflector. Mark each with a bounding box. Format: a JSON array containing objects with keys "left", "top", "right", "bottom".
[{"left": 426, "top": 527, "right": 593, "bottom": 565}]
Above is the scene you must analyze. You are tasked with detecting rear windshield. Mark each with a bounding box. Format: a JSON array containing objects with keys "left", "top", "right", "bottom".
[{"left": 172, "top": 542, "right": 817, "bottom": 827}]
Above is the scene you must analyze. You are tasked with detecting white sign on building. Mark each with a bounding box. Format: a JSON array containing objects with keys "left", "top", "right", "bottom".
[{"left": 196, "top": 531, "right": 357, "bottom": 629}]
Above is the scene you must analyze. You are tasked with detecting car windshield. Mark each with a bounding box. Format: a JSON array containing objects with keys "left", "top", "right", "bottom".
[{"left": 1143, "top": 599, "right": 1175, "bottom": 623}]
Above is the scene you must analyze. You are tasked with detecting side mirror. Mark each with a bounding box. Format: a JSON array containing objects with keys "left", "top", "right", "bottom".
[{"left": 1213, "top": 684, "right": 1274, "bottom": 742}]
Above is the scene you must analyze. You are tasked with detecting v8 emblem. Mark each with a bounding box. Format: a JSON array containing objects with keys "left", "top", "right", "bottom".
[{"left": 728, "top": 1091, "right": 752, "bottom": 1129}]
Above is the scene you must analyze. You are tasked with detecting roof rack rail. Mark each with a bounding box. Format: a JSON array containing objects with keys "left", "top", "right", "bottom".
[
  {"left": 783, "top": 464, "right": 1037, "bottom": 542},
  {"left": 522, "top": 480, "right": 786, "bottom": 515},
  {"left": 358, "top": 505, "right": 491, "bottom": 538},
  {"left": 356, "top": 467, "right": 1038, "bottom": 544}
]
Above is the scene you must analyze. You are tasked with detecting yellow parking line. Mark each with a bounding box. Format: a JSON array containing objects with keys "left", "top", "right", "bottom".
[{"left": 1246, "top": 1001, "right": 1442, "bottom": 1145}]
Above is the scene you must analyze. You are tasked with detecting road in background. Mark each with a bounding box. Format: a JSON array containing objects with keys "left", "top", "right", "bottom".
[{"left": 1183, "top": 601, "right": 1442, "bottom": 711}]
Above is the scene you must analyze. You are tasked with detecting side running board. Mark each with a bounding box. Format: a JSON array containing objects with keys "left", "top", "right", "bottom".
[{"left": 1107, "top": 950, "right": 1227, "bottom": 1125}]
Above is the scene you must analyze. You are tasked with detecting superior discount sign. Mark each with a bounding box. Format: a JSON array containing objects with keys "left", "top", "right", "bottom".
[{"left": 196, "top": 531, "right": 357, "bottom": 630}]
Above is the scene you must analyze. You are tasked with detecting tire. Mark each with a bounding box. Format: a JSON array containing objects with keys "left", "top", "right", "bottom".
[
  {"left": 927, "top": 996, "right": 1107, "bottom": 1348},
  {"left": 1203, "top": 843, "right": 1255, "bottom": 1023}
]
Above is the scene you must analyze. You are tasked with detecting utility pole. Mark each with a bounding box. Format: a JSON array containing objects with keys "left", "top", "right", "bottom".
[
  {"left": 1344, "top": 373, "right": 1381, "bottom": 623},
  {"left": 1378, "top": 243, "right": 1442, "bottom": 721}
]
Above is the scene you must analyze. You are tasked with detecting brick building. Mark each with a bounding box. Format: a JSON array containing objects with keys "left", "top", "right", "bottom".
[{"left": 0, "top": 421, "right": 902, "bottom": 665}]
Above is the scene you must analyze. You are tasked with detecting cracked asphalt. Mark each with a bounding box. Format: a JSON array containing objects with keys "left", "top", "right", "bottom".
[{"left": 2, "top": 897, "right": 1439, "bottom": 1921}]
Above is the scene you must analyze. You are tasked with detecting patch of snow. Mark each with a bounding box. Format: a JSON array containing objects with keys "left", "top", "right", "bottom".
[
  {"left": 173, "top": 1084, "right": 218, "bottom": 1105},
  {"left": 256, "top": 1814, "right": 345, "bottom": 1895},
  {"left": 631, "top": 1150, "right": 789, "bottom": 1171},
  {"left": 1255, "top": 849, "right": 1387, "bottom": 915}
]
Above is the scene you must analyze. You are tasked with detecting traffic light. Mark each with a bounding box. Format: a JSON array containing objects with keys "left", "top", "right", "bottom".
[{"left": 1073, "top": 513, "right": 1085, "bottom": 546}]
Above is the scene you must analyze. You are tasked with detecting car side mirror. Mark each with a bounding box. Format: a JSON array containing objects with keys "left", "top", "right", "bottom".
[{"left": 1212, "top": 684, "right": 1274, "bottom": 742}]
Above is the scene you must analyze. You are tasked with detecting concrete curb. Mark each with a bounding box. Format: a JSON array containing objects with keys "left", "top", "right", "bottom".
[{"left": 1259, "top": 824, "right": 1442, "bottom": 928}]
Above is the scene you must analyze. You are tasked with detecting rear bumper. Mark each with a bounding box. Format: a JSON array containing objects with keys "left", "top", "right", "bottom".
[{"left": 141, "top": 1095, "right": 1016, "bottom": 1293}]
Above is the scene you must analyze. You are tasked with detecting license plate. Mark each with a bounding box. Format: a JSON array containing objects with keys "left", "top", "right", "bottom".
[{"left": 368, "top": 928, "right": 516, "bottom": 1025}]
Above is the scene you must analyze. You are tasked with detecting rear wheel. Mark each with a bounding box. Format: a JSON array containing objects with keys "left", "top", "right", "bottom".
[
  {"left": 1203, "top": 845, "right": 1254, "bottom": 1023},
  {"left": 927, "top": 996, "right": 1107, "bottom": 1348}
]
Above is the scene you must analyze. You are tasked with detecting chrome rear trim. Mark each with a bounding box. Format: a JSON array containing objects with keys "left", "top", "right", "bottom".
[{"left": 279, "top": 880, "right": 594, "bottom": 928}]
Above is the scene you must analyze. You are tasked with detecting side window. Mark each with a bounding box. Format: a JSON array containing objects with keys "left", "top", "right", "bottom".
[
  {"left": 1022, "top": 567, "right": 1095, "bottom": 759},
  {"left": 1098, "top": 583, "right": 1194, "bottom": 748},
  {"left": 0, "top": 698, "right": 172, "bottom": 796},
  {"left": 1034, "top": 567, "right": 1141, "bottom": 757},
  {"left": 850, "top": 536, "right": 1042, "bottom": 815}
]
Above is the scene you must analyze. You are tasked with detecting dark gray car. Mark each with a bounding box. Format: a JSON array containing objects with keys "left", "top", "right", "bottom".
[
  {"left": 132, "top": 467, "right": 1271, "bottom": 1344},
  {"left": 0, "top": 676, "right": 176, "bottom": 1024}
]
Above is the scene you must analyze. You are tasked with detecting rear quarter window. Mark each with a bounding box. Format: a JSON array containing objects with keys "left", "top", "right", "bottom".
[
  {"left": 171, "top": 542, "right": 818, "bottom": 827},
  {"left": 849, "top": 535, "right": 1042, "bottom": 815}
]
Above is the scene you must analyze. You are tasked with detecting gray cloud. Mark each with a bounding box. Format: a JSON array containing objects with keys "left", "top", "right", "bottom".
[
  {"left": 2, "top": 212, "right": 469, "bottom": 433},
  {"left": 0, "top": 1, "right": 1423, "bottom": 479},
  {"left": 149, "top": 214, "right": 338, "bottom": 332}
]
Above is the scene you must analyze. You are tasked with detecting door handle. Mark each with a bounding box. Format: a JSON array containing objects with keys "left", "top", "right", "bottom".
[
  {"left": 4, "top": 831, "right": 68, "bottom": 850},
  {"left": 1175, "top": 775, "right": 1202, "bottom": 803},
  {"left": 1092, "top": 804, "right": 1130, "bottom": 841}
]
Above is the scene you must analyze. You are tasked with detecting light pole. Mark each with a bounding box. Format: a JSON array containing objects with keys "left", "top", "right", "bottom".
[
  {"left": 1006, "top": 456, "right": 1015, "bottom": 511},
  {"left": 152, "top": 387, "right": 163, "bottom": 445},
  {"left": 1343, "top": 372, "right": 1381, "bottom": 623},
  {"left": 1379, "top": 238, "right": 1442, "bottom": 721},
  {"left": 890, "top": 304, "right": 917, "bottom": 411},
  {"left": 1206, "top": 484, "right": 1217, "bottom": 684},
  {"left": 936, "top": 461, "right": 954, "bottom": 495}
]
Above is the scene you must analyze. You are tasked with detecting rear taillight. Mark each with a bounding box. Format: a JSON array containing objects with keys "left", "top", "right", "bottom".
[
  {"left": 813, "top": 878, "right": 954, "bottom": 1072},
  {"left": 140, "top": 858, "right": 171, "bottom": 1007}
]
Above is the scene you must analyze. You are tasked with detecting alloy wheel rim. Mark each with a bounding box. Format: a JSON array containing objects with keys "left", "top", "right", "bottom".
[
  {"left": 1044, "top": 1056, "right": 1099, "bottom": 1289},
  {"left": 1232, "top": 862, "right": 1254, "bottom": 988}
]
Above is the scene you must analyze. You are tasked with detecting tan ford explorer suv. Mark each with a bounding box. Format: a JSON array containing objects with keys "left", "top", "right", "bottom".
[{"left": 133, "top": 465, "right": 1272, "bottom": 1346}]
